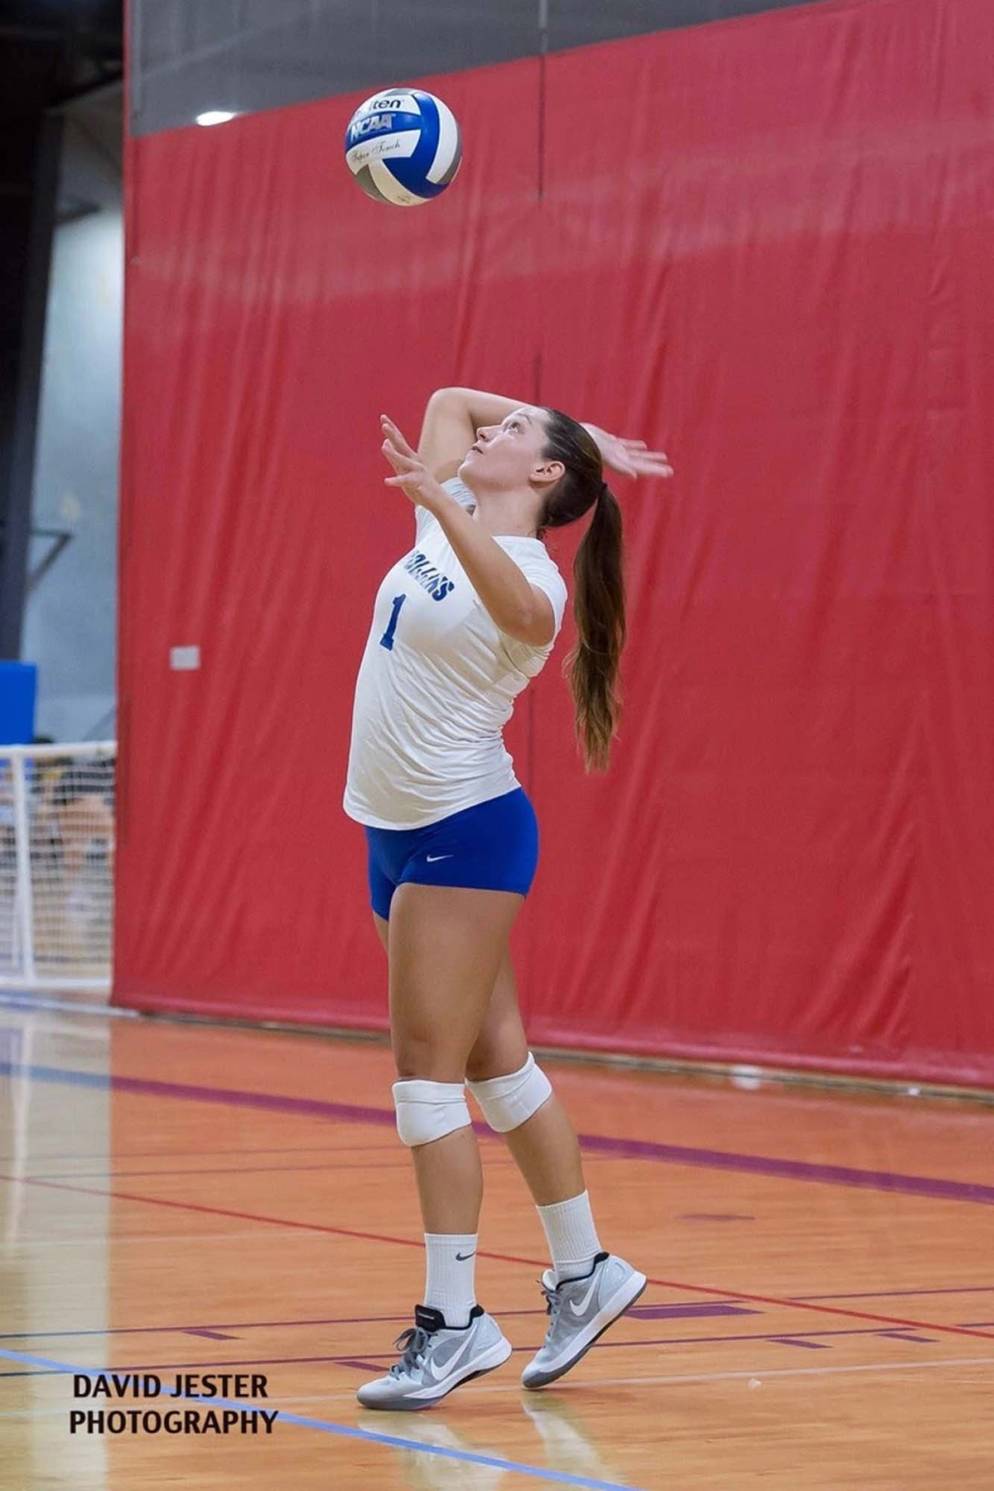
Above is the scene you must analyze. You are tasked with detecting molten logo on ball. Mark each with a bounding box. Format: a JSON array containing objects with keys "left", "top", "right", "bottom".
[{"left": 344, "top": 88, "right": 462, "bottom": 207}]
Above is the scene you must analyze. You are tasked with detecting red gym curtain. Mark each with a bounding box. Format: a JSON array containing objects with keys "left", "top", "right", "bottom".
[{"left": 117, "top": 0, "right": 994, "bottom": 1087}]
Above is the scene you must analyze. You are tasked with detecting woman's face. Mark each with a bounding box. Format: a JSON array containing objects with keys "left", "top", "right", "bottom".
[{"left": 458, "top": 407, "right": 559, "bottom": 491}]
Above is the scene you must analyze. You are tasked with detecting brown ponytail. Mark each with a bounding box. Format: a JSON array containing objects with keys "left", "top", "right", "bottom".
[
  {"left": 567, "top": 482, "right": 625, "bottom": 770},
  {"left": 538, "top": 413, "right": 626, "bottom": 771}
]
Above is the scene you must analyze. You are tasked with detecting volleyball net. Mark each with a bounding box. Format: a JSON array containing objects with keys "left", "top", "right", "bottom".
[{"left": 0, "top": 742, "right": 116, "bottom": 993}]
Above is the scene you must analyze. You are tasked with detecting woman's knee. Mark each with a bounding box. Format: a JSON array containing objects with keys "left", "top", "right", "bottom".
[
  {"left": 392, "top": 1031, "right": 466, "bottom": 1082},
  {"left": 392, "top": 1076, "right": 472, "bottom": 1147},
  {"left": 464, "top": 1030, "right": 528, "bottom": 1084},
  {"left": 467, "top": 1052, "right": 553, "bottom": 1133},
  {"left": 465, "top": 1000, "right": 528, "bottom": 1082}
]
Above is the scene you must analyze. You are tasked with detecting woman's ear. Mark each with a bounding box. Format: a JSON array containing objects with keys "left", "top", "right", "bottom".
[{"left": 531, "top": 458, "right": 565, "bottom": 488}]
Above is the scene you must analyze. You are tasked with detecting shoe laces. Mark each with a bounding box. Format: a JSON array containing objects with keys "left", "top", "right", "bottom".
[
  {"left": 539, "top": 1280, "right": 563, "bottom": 1328},
  {"left": 389, "top": 1324, "right": 431, "bottom": 1378}
]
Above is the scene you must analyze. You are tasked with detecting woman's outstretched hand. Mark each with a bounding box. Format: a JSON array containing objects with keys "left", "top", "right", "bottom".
[
  {"left": 583, "top": 424, "right": 674, "bottom": 481},
  {"left": 380, "top": 415, "right": 448, "bottom": 511}
]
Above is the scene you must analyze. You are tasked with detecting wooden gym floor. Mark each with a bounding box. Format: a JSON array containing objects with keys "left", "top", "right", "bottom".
[{"left": 0, "top": 997, "right": 991, "bottom": 1489}]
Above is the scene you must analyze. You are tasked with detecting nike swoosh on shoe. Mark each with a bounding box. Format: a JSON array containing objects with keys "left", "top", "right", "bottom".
[
  {"left": 567, "top": 1274, "right": 601, "bottom": 1318},
  {"left": 426, "top": 1329, "right": 478, "bottom": 1383}
]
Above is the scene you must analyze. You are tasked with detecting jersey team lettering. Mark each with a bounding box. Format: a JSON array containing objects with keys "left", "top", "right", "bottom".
[{"left": 403, "top": 549, "right": 455, "bottom": 601}]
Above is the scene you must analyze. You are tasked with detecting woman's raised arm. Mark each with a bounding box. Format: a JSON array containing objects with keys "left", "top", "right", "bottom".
[
  {"left": 417, "top": 387, "right": 530, "bottom": 482},
  {"left": 418, "top": 388, "right": 674, "bottom": 484}
]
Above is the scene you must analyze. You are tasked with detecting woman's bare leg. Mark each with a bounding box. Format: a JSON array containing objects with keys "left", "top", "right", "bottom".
[
  {"left": 378, "top": 884, "right": 523, "bottom": 1234},
  {"left": 465, "top": 945, "right": 586, "bottom": 1205},
  {"left": 373, "top": 914, "right": 585, "bottom": 1208}
]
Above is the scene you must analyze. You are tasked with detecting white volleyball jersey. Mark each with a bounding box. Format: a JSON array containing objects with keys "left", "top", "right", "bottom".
[{"left": 344, "top": 479, "right": 568, "bottom": 830}]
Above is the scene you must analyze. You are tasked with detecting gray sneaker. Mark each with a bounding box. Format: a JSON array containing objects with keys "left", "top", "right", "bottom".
[
  {"left": 357, "top": 1304, "right": 512, "bottom": 1411},
  {"left": 521, "top": 1252, "right": 646, "bottom": 1390}
]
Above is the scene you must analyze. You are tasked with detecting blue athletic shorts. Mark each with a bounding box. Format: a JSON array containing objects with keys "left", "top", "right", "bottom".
[{"left": 364, "top": 788, "right": 539, "bottom": 920}]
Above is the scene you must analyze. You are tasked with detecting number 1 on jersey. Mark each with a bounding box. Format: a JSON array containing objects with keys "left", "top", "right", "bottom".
[{"left": 379, "top": 593, "right": 407, "bottom": 652}]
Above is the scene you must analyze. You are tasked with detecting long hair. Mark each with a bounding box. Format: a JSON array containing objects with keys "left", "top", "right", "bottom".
[{"left": 538, "top": 409, "right": 626, "bottom": 771}]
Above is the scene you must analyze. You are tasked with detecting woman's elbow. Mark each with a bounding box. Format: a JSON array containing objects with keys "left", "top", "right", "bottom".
[{"left": 502, "top": 602, "right": 555, "bottom": 647}]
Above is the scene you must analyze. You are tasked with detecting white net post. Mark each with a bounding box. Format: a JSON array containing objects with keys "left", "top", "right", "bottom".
[
  {"left": 0, "top": 742, "right": 116, "bottom": 994},
  {"left": 10, "top": 753, "right": 35, "bottom": 983}
]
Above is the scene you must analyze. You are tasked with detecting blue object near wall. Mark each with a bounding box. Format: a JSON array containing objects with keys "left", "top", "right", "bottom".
[{"left": 0, "top": 662, "right": 38, "bottom": 744}]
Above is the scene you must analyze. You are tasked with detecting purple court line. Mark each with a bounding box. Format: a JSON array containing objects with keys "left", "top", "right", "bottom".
[
  {"left": 4, "top": 1167, "right": 994, "bottom": 1348},
  {"left": 0, "top": 1352, "right": 474, "bottom": 1379},
  {"left": 30, "top": 1153, "right": 536, "bottom": 1183},
  {"left": 28, "top": 1154, "right": 630, "bottom": 1183},
  {"left": 7, "top": 1285, "right": 994, "bottom": 1345},
  {"left": 28, "top": 1160, "right": 458, "bottom": 1181},
  {"left": 769, "top": 1338, "right": 829, "bottom": 1349},
  {"left": 0, "top": 1322, "right": 970, "bottom": 1381},
  {"left": 0, "top": 1303, "right": 746, "bottom": 1347},
  {"left": 794, "top": 1285, "right": 994, "bottom": 1301},
  {"left": 573, "top": 1129, "right": 994, "bottom": 1205},
  {"left": 3, "top": 1058, "right": 993, "bottom": 1207},
  {"left": 23, "top": 1154, "right": 615, "bottom": 1182},
  {"left": 0, "top": 1309, "right": 548, "bottom": 1342},
  {"left": 0, "top": 1144, "right": 408, "bottom": 1164}
]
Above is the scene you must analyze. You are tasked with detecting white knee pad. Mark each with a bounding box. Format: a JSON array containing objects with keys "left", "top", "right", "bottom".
[
  {"left": 392, "top": 1078, "right": 472, "bottom": 1148},
  {"left": 468, "top": 1053, "right": 552, "bottom": 1134}
]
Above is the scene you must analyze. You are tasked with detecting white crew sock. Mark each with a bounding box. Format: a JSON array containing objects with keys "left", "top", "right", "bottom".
[
  {"left": 423, "top": 1233, "right": 478, "bottom": 1328},
  {"left": 537, "top": 1191, "right": 603, "bottom": 1283}
]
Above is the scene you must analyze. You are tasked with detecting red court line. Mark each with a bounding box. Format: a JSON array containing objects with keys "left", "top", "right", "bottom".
[
  {"left": 7, "top": 1289, "right": 994, "bottom": 1345},
  {"left": 3, "top": 1170, "right": 993, "bottom": 1348},
  {"left": 641, "top": 1276, "right": 994, "bottom": 1344}
]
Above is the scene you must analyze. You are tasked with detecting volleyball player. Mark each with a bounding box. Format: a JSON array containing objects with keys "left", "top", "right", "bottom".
[{"left": 343, "top": 387, "right": 672, "bottom": 1409}]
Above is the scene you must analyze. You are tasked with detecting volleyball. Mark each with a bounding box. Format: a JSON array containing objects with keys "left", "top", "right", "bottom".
[{"left": 344, "top": 87, "right": 462, "bottom": 207}]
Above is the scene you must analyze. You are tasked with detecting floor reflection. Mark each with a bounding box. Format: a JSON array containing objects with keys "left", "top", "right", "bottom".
[{"left": 362, "top": 1389, "right": 626, "bottom": 1490}]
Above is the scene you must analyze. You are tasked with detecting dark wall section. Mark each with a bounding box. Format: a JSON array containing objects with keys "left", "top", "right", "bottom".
[
  {"left": 0, "top": 3, "right": 121, "bottom": 661},
  {"left": 129, "top": 0, "right": 823, "bottom": 136},
  {"left": 0, "top": 116, "right": 62, "bottom": 659},
  {"left": 547, "top": 0, "right": 819, "bottom": 48}
]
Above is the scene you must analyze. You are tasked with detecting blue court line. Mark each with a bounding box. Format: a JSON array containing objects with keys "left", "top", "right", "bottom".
[
  {"left": 0, "top": 1346, "right": 644, "bottom": 1491},
  {"left": 2, "top": 1058, "right": 993, "bottom": 1206}
]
